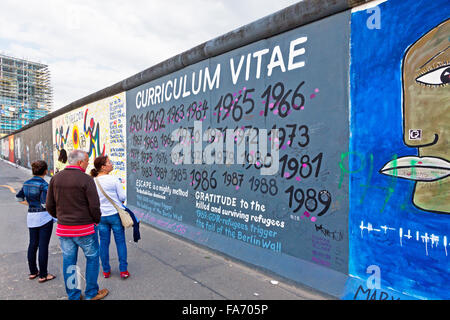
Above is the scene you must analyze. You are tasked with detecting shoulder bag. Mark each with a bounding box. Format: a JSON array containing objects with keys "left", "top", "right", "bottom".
[{"left": 95, "top": 178, "right": 133, "bottom": 228}]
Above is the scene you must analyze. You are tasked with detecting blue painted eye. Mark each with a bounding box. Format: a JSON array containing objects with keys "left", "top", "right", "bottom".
[{"left": 416, "top": 66, "right": 450, "bottom": 85}]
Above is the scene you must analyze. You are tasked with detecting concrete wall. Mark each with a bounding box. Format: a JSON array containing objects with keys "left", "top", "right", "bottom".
[{"left": 1, "top": 0, "right": 448, "bottom": 299}]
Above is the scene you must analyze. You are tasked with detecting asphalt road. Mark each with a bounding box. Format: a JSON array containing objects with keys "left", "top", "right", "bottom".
[{"left": 0, "top": 159, "right": 333, "bottom": 301}]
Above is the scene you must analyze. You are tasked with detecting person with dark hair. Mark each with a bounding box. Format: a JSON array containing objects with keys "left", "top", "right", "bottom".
[
  {"left": 55, "top": 149, "right": 68, "bottom": 173},
  {"left": 90, "top": 155, "right": 130, "bottom": 279},
  {"left": 15, "top": 160, "right": 56, "bottom": 283}
]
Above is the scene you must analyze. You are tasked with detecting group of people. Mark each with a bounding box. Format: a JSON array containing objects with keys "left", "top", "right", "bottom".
[{"left": 15, "top": 149, "right": 133, "bottom": 300}]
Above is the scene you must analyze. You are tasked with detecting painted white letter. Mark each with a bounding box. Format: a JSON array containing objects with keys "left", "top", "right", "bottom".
[
  {"left": 288, "top": 37, "right": 307, "bottom": 71},
  {"left": 267, "top": 45, "right": 286, "bottom": 77}
]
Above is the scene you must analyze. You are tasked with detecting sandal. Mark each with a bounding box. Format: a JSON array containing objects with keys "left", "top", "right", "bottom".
[
  {"left": 38, "top": 274, "right": 56, "bottom": 283},
  {"left": 29, "top": 273, "right": 39, "bottom": 280}
]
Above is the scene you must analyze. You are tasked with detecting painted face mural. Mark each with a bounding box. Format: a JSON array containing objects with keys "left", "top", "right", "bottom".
[{"left": 380, "top": 19, "right": 450, "bottom": 214}]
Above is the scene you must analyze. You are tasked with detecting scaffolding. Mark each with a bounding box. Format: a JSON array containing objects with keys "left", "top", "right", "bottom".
[{"left": 0, "top": 54, "right": 53, "bottom": 135}]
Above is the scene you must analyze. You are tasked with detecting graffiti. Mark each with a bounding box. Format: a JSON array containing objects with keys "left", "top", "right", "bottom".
[
  {"left": 83, "top": 108, "right": 105, "bottom": 158},
  {"left": 339, "top": 151, "right": 397, "bottom": 213},
  {"left": 360, "top": 220, "right": 449, "bottom": 257},
  {"left": 8, "top": 135, "right": 14, "bottom": 163},
  {"left": 353, "top": 285, "right": 400, "bottom": 300},
  {"left": 314, "top": 224, "right": 344, "bottom": 241},
  {"left": 379, "top": 19, "right": 450, "bottom": 214},
  {"left": 5, "top": 122, "right": 55, "bottom": 174},
  {"left": 55, "top": 125, "right": 70, "bottom": 151}
]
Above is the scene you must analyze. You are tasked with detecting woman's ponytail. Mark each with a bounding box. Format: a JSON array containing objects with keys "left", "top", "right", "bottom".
[{"left": 90, "top": 168, "right": 99, "bottom": 177}]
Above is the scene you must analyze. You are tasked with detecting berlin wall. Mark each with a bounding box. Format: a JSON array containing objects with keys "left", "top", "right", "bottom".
[{"left": 0, "top": 0, "right": 448, "bottom": 300}]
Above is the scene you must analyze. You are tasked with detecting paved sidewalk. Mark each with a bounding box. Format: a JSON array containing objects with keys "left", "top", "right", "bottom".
[{"left": 0, "top": 159, "right": 333, "bottom": 300}]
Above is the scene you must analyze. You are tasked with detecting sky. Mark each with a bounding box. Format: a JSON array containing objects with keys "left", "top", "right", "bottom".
[{"left": 0, "top": 0, "right": 301, "bottom": 111}]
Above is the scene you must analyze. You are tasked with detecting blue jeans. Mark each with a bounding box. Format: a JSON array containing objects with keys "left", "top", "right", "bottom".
[
  {"left": 28, "top": 220, "right": 53, "bottom": 278},
  {"left": 98, "top": 214, "right": 128, "bottom": 273},
  {"left": 59, "top": 231, "right": 100, "bottom": 300}
]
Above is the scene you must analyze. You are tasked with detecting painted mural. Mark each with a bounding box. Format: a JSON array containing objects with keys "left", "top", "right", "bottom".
[
  {"left": 344, "top": 0, "right": 449, "bottom": 300},
  {"left": 8, "top": 135, "right": 14, "bottom": 163},
  {"left": 1, "top": 137, "right": 8, "bottom": 159},
  {"left": 52, "top": 93, "right": 127, "bottom": 186}
]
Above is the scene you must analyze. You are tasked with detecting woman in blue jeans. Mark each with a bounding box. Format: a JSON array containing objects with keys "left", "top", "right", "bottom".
[
  {"left": 16, "top": 160, "right": 56, "bottom": 283},
  {"left": 90, "top": 156, "right": 129, "bottom": 279}
]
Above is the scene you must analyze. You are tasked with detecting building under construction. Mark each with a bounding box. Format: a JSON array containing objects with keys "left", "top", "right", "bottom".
[{"left": 0, "top": 54, "right": 53, "bottom": 136}]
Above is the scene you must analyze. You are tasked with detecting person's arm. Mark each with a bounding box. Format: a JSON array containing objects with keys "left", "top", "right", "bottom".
[
  {"left": 40, "top": 182, "right": 48, "bottom": 208},
  {"left": 15, "top": 187, "right": 28, "bottom": 205},
  {"left": 45, "top": 179, "right": 57, "bottom": 218},
  {"left": 115, "top": 178, "right": 126, "bottom": 204}
]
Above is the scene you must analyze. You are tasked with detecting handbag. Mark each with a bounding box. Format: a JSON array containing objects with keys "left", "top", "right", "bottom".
[{"left": 94, "top": 178, "right": 133, "bottom": 228}]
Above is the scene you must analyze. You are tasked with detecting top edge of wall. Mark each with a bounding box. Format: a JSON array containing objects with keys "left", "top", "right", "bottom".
[{"left": 2, "top": 0, "right": 372, "bottom": 138}]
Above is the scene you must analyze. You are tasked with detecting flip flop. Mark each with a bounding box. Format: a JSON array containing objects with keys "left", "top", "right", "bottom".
[
  {"left": 29, "top": 273, "right": 39, "bottom": 280},
  {"left": 38, "top": 274, "right": 56, "bottom": 283}
]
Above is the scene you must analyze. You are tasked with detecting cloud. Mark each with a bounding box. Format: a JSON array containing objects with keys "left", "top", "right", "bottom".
[{"left": 0, "top": 0, "right": 300, "bottom": 111}]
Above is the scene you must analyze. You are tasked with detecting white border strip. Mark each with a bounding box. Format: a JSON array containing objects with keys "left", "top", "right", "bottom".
[{"left": 352, "top": 0, "right": 388, "bottom": 12}]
